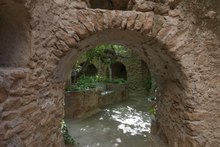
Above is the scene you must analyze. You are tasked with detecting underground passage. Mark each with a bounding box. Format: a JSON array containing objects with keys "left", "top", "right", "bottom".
[{"left": 0, "top": 0, "right": 220, "bottom": 147}]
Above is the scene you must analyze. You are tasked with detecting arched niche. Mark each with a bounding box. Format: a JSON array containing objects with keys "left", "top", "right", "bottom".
[
  {"left": 110, "top": 61, "right": 127, "bottom": 80},
  {"left": 0, "top": 0, "right": 31, "bottom": 67},
  {"left": 71, "top": 62, "right": 98, "bottom": 84},
  {"left": 79, "top": 62, "right": 98, "bottom": 76}
]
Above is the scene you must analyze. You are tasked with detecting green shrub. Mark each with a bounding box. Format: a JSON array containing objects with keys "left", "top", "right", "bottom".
[
  {"left": 148, "top": 106, "right": 156, "bottom": 115},
  {"left": 107, "top": 78, "right": 127, "bottom": 84},
  {"left": 65, "top": 85, "right": 76, "bottom": 91},
  {"left": 75, "top": 76, "right": 97, "bottom": 90},
  {"left": 65, "top": 75, "right": 127, "bottom": 92},
  {"left": 61, "top": 120, "right": 75, "bottom": 145},
  {"left": 145, "top": 75, "right": 158, "bottom": 116},
  {"left": 145, "top": 75, "right": 157, "bottom": 94},
  {"left": 66, "top": 75, "right": 106, "bottom": 91}
]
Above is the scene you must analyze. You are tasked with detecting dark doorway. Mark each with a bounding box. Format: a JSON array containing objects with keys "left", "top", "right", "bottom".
[{"left": 110, "top": 62, "right": 127, "bottom": 80}]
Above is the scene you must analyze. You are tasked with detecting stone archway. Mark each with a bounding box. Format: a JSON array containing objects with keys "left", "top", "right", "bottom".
[
  {"left": 51, "top": 8, "right": 199, "bottom": 146},
  {"left": 54, "top": 25, "right": 190, "bottom": 146},
  {"left": 0, "top": 0, "right": 220, "bottom": 147}
]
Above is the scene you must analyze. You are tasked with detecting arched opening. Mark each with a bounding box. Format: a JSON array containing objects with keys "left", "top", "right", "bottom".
[
  {"left": 54, "top": 28, "right": 188, "bottom": 146},
  {"left": 63, "top": 43, "right": 161, "bottom": 146},
  {"left": 82, "top": 63, "right": 98, "bottom": 76},
  {"left": 110, "top": 62, "right": 127, "bottom": 80},
  {"left": 70, "top": 62, "right": 98, "bottom": 84},
  {"left": 0, "top": 0, "right": 30, "bottom": 67}
]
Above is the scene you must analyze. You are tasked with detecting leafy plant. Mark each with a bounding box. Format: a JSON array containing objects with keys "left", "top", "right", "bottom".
[
  {"left": 75, "top": 76, "right": 97, "bottom": 90},
  {"left": 148, "top": 106, "right": 156, "bottom": 115},
  {"left": 85, "top": 44, "right": 129, "bottom": 62},
  {"left": 65, "top": 85, "right": 76, "bottom": 91},
  {"left": 66, "top": 75, "right": 106, "bottom": 91},
  {"left": 145, "top": 74, "right": 157, "bottom": 94},
  {"left": 66, "top": 75, "right": 127, "bottom": 91},
  {"left": 107, "top": 78, "right": 127, "bottom": 84},
  {"left": 95, "top": 75, "right": 106, "bottom": 83},
  {"left": 145, "top": 75, "right": 158, "bottom": 116},
  {"left": 61, "top": 120, "right": 75, "bottom": 145}
]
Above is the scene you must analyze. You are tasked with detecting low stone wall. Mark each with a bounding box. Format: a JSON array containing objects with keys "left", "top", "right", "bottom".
[{"left": 64, "top": 83, "right": 128, "bottom": 119}]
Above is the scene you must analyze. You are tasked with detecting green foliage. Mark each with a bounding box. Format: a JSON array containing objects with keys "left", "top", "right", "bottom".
[
  {"left": 72, "top": 44, "right": 130, "bottom": 82},
  {"left": 66, "top": 75, "right": 106, "bottom": 91},
  {"left": 85, "top": 45, "right": 105, "bottom": 62},
  {"left": 111, "top": 45, "right": 130, "bottom": 57},
  {"left": 148, "top": 106, "right": 156, "bottom": 115},
  {"left": 95, "top": 75, "right": 106, "bottom": 82},
  {"left": 74, "top": 61, "right": 82, "bottom": 73},
  {"left": 65, "top": 85, "right": 76, "bottom": 91},
  {"left": 145, "top": 74, "right": 158, "bottom": 116},
  {"left": 84, "top": 44, "right": 129, "bottom": 64},
  {"left": 145, "top": 74, "right": 157, "bottom": 94},
  {"left": 69, "top": 44, "right": 129, "bottom": 91},
  {"left": 75, "top": 76, "right": 97, "bottom": 90},
  {"left": 107, "top": 78, "right": 127, "bottom": 84},
  {"left": 66, "top": 76, "right": 127, "bottom": 91},
  {"left": 61, "top": 120, "right": 75, "bottom": 145}
]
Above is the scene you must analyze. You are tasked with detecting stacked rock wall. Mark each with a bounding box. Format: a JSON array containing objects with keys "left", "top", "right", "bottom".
[
  {"left": 116, "top": 51, "right": 150, "bottom": 96},
  {"left": 0, "top": 0, "right": 219, "bottom": 146}
]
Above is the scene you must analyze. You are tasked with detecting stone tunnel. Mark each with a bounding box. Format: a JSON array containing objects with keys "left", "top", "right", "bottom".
[{"left": 0, "top": 0, "right": 220, "bottom": 146}]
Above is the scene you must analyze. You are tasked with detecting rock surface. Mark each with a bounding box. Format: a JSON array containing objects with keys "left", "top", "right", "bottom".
[{"left": 0, "top": 0, "right": 219, "bottom": 147}]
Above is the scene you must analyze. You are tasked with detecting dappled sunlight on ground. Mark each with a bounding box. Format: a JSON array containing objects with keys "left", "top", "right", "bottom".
[
  {"left": 103, "top": 106, "right": 151, "bottom": 136},
  {"left": 65, "top": 96, "right": 167, "bottom": 147}
]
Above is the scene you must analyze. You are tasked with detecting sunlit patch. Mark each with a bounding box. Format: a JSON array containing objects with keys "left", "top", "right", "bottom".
[
  {"left": 80, "top": 128, "right": 87, "bottom": 131},
  {"left": 105, "top": 106, "right": 151, "bottom": 136},
  {"left": 116, "top": 138, "right": 122, "bottom": 143},
  {"left": 102, "top": 127, "right": 110, "bottom": 132}
]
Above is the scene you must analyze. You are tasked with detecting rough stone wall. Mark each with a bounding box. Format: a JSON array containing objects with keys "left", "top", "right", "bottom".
[
  {"left": 116, "top": 50, "right": 150, "bottom": 96},
  {"left": 0, "top": 68, "right": 64, "bottom": 146},
  {"left": 0, "top": 0, "right": 219, "bottom": 147}
]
